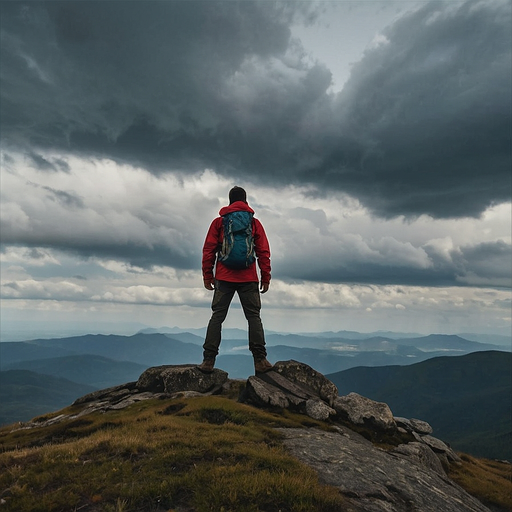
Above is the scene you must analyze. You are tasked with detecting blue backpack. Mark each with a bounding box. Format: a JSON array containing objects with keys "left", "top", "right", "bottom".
[{"left": 218, "top": 211, "right": 256, "bottom": 269}]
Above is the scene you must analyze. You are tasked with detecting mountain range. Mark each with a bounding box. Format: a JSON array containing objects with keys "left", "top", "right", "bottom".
[
  {"left": 0, "top": 369, "right": 96, "bottom": 427},
  {"left": 1, "top": 330, "right": 507, "bottom": 383},
  {"left": 0, "top": 328, "right": 510, "bottom": 462},
  {"left": 327, "top": 350, "right": 511, "bottom": 461}
]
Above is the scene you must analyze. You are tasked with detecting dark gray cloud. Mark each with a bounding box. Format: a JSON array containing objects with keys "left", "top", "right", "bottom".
[
  {"left": 1, "top": 1, "right": 306, "bottom": 151},
  {"left": 332, "top": 1, "right": 512, "bottom": 218},
  {"left": 456, "top": 240, "right": 512, "bottom": 283},
  {"left": 41, "top": 186, "right": 84, "bottom": 209},
  {"left": 0, "top": 163, "right": 213, "bottom": 272},
  {"left": 27, "top": 248, "right": 50, "bottom": 261},
  {"left": 274, "top": 239, "right": 511, "bottom": 288},
  {"left": 26, "top": 152, "right": 70, "bottom": 173},
  {"left": 1, "top": 0, "right": 510, "bottom": 219},
  {"left": 1, "top": 235, "right": 199, "bottom": 271}
]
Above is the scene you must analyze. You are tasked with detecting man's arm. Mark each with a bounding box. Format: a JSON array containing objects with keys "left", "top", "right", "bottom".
[
  {"left": 202, "top": 219, "right": 221, "bottom": 290},
  {"left": 253, "top": 219, "right": 271, "bottom": 292}
]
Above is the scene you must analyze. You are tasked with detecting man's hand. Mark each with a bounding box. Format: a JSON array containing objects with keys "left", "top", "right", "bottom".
[
  {"left": 260, "top": 282, "right": 270, "bottom": 294},
  {"left": 204, "top": 279, "right": 215, "bottom": 291}
]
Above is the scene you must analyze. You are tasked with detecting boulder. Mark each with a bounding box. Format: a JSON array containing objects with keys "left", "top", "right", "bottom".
[
  {"left": 241, "top": 362, "right": 337, "bottom": 421},
  {"left": 410, "top": 418, "right": 434, "bottom": 435},
  {"left": 244, "top": 375, "right": 290, "bottom": 408},
  {"left": 413, "top": 432, "right": 461, "bottom": 464},
  {"left": 333, "top": 392, "right": 397, "bottom": 433},
  {"left": 272, "top": 360, "right": 338, "bottom": 406},
  {"left": 395, "top": 416, "right": 434, "bottom": 435},
  {"left": 305, "top": 399, "right": 336, "bottom": 421},
  {"left": 136, "top": 365, "right": 228, "bottom": 394},
  {"left": 392, "top": 441, "right": 446, "bottom": 476}
]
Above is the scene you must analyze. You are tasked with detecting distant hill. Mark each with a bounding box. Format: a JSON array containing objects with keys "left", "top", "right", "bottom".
[
  {"left": 216, "top": 354, "right": 256, "bottom": 378},
  {"left": 139, "top": 327, "right": 427, "bottom": 340},
  {"left": 200, "top": 345, "right": 433, "bottom": 378},
  {"left": 162, "top": 332, "right": 204, "bottom": 345},
  {"left": 263, "top": 335, "right": 501, "bottom": 376},
  {"left": 2, "top": 330, "right": 508, "bottom": 428},
  {"left": 388, "top": 334, "right": 502, "bottom": 352},
  {"left": 5, "top": 355, "right": 148, "bottom": 389},
  {"left": 0, "top": 342, "right": 76, "bottom": 366},
  {"left": 298, "top": 329, "right": 425, "bottom": 340},
  {"left": 458, "top": 332, "right": 511, "bottom": 348},
  {"left": 0, "top": 335, "right": 202, "bottom": 425},
  {"left": 1, "top": 333, "right": 202, "bottom": 368},
  {"left": 0, "top": 370, "right": 96, "bottom": 425},
  {"left": 2, "top": 331, "right": 504, "bottom": 382},
  {"left": 137, "top": 326, "right": 252, "bottom": 340},
  {"left": 327, "top": 351, "right": 511, "bottom": 460}
]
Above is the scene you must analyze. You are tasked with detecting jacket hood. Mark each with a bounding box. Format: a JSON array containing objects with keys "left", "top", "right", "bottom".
[{"left": 219, "top": 201, "right": 254, "bottom": 216}]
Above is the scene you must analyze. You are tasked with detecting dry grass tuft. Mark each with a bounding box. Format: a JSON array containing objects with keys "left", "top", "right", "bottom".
[
  {"left": 448, "top": 452, "right": 512, "bottom": 511},
  {"left": 2, "top": 395, "right": 509, "bottom": 512},
  {"left": 0, "top": 397, "right": 346, "bottom": 511}
]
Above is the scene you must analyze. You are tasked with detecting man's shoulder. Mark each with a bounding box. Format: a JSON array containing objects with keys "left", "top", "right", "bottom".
[{"left": 207, "top": 217, "right": 223, "bottom": 231}]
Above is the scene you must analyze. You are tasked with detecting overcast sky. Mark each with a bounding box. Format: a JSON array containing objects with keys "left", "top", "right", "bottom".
[{"left": 1, "top": 0, "right": 511, "bottom": 338}]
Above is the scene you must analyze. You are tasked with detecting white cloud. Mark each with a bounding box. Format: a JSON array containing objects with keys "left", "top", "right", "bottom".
[
  {"left": 1, "top": 247, "right": 61, "bottom": 267},
  {"left": 0, "top": 149, "right": 510, "bottom": 336},
  {"left": 1, "top": 153, "right": 226, "bottom": 266},
  {"left": 2, "top": 278, "right": 86, "bottom": 300}
]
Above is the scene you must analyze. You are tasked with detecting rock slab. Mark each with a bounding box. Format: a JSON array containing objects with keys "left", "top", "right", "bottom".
[
  {"left": 241, "top": 360, "right": 337, "bottom": 420},
  {"left": 279, "top": 426, "right": 490, "bottom": 512}
]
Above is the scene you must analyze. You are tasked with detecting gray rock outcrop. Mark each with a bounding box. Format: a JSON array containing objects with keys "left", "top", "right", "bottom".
[
  {"left": 69, "top": 365, "right": 229, "bottom": 417},
  {"left": 12, "top": 360, "right": 490, "bottom": 512},
  {"left": 333, "top": 392, "right": 397, "bottom": 433},
  {"left": 272, "top": 360, "right": 338, "bottom": 406},
  {"left": 240, "top": 361, "right": 464, "bottom": 474},
  {"left": 241, "top": 361, "right": 337, "bottom": 420},
  {"left": 414, "top": 433, "right": 461, "bottom": 464},
  {"left": 136, "top": 364, "right": 228, "bottom": 394},
  {"left": 279, "top": 426, "right": 489, "bottom": 512},
  {"left": 394, "top": 416, "right": 461, "bottom": 464},
  {"left": 395, "top": 416, "right": 434, "bottom": 435}
]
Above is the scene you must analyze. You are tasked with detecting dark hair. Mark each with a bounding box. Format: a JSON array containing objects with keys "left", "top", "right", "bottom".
[{"left": 229, "top": 186, "right": 247, "bottom": 204}]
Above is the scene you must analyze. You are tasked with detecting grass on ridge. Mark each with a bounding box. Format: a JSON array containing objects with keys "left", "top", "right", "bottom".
[
  {"left": 0, "top": 396, "right": 348, "bottom": 512},
  {"left": 448, "top": 452, "right": 512, "bottom": 512}
]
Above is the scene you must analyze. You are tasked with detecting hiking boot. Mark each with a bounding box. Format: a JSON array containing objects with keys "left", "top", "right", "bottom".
[
  {"left": 254, "top": 358, "right": 273, "bottom": 373},
  {"left": 197, "top": 359, "right": 215, "bottom": 373}
]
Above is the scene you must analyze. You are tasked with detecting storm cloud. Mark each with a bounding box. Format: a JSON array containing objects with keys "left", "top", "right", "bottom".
[
  {"left": 2, "top": 151, "right": 510, "bottom": 289},
  {"left": 1, "top": 1, "right": 511, "bottom": 337},
  {"left": 1, "top": 0, "right": 510, "bottom": 219}
]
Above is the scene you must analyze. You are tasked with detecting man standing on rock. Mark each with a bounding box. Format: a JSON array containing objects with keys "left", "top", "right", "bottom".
[{"left": 198, "top": 186, "right": 273, "bottom": 374}]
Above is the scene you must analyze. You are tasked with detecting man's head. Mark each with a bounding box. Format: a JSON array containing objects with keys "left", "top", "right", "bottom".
[{"left": 229, "top": 186, "right": 247, "bottom": 204}]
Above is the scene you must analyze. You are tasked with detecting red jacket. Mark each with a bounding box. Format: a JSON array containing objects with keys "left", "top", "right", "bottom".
[{"left": 202, "top": 201, "right": 271, "bottom": 284}]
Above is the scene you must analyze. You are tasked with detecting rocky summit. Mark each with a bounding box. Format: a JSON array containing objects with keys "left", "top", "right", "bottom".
[{"left": 17, "top": 360, "right": 491, "bottom": 512}]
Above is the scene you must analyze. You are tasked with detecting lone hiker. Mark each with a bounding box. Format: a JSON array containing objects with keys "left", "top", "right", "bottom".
[{"left": 198, "top": 186, "right": 273, "bottom": 374}]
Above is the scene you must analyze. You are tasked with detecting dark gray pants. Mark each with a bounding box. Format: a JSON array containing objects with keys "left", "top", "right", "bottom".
[{"left": 203, "top": 280, "right": 267, "bottom": 360}]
